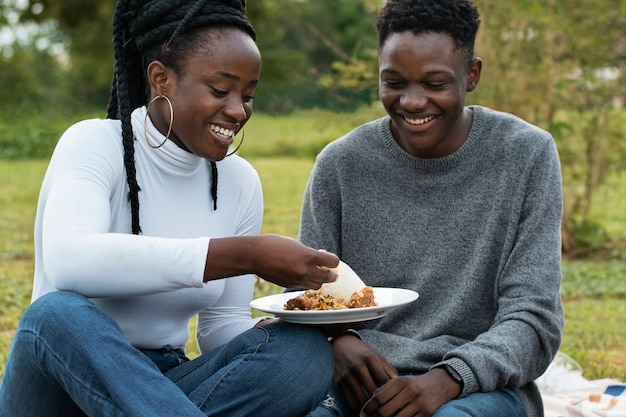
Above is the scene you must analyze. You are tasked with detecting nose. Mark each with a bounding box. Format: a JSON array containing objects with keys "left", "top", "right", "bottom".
[
  {"left": 400, "top": 85, "right": 428, "bottom": 112},
  {"left": 224, "top": 98, "right": 249, "bottom": 123}
]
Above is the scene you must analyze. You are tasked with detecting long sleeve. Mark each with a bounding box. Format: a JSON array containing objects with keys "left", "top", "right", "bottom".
[{"left": 36, "top": 119, "right": 208, "bottom": 298}]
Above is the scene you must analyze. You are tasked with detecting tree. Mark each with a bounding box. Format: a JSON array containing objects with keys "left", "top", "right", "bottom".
[
  {"left": 473, "top": 0, "right": 626, "bottom": 255},
  {"left": 5, "top": 0, "right": 380, "bottom": 113},
  {"left": 3, "top": 0, "right": 626, "bottom": 256},
  {"left": 249, "top": 0, "right": 380, "bottom": 112},
  {"left": 17, "top": 0, "right": 116, "bottom": 110}
]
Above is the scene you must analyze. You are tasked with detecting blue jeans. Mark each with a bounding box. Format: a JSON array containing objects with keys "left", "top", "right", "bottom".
[
  {"left": 307, "top": 378, "right": 529, "bottom": 417},
  {"left": 0, "top": 291, "right": 333, "bottom": 417}
]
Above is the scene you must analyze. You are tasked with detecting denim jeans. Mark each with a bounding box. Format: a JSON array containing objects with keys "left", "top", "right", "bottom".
[
  {"left": 307, "top": 377, "right": 529, "bottom": 417},
  {"left": 0, "top": 291, "right": 333, "bottom": 417}
]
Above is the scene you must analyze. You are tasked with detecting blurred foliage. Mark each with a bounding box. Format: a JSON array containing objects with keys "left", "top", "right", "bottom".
[
  {"left": 2, "top": 0, "right": 379, "bottom": 112},
  {"left": 6, "top": 0, "right": 115, "bottom": 110},
  {"left": 561, "top": 260, "right": 626, "bottom": 298},
  {"left": 1, "top": 0, "right": 626, "bottom": 256},
  {"left": 0, "top": 110, "right": 99, "bottom": 159}
]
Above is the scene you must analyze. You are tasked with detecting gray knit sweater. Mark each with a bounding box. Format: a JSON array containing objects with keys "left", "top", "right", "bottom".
[{"left": 298, "top": 106, "right": 563, "bottom": 417}]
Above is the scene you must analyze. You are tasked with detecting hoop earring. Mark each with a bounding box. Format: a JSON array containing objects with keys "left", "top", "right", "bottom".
[
  {"left": 144, "top": 95, "right": 173, "bottom": 149},
  {"left": 226, "top": 128, "right": 245, "bottom": 157}
]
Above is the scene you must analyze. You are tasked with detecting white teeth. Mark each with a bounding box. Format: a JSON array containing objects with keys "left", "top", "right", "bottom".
[
  {"left": 210, "top": 124, "right": 234, "bottom": 138},
  {"left": 404, "top": 115, "right": 435, "bottom": 125}
]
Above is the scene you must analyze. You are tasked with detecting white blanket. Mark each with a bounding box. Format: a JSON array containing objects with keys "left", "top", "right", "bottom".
[{"left": 538, "top": 353, "right": 625, "bottom": 417}]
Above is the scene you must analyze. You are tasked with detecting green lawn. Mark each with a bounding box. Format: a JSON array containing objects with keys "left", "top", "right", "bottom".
[{"left": 1, "top": 158, "right": 625, "bottom": 382}]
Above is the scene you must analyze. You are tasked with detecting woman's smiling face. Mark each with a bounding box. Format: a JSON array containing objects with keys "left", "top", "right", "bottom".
[
  {"left": 148, "top": 27, "right": 261, "bottom": 160},
  {"left": 378, "top": 31, "right": 481, "bottom": 158}
]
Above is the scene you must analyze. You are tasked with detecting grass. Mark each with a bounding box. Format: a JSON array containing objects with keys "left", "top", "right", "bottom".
[
  {"left": 251, "top": 157, "right": 315, "bottom": 237},
  {"left": 589, "top": 172, "right": 626, "bottom": 241},
  {"left": 1, "top": 154, "right": 625, "bottom": 382},
  {"left": 237, "top": 106, "right": 387, "bottom": 159}
]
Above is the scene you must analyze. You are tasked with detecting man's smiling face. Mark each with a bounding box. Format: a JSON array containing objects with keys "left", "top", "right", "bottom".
[{"left": 378, "top": 31, "right": 480, "bottom": 158}]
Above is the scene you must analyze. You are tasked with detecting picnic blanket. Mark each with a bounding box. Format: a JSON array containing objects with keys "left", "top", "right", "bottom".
[{"left": 538, "top": 352, "right": 626, "bottom": 417}]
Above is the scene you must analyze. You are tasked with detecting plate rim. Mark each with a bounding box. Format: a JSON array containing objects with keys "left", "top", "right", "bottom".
[{"left": 250, "top": 287, "right": 418, "bottom": 324}]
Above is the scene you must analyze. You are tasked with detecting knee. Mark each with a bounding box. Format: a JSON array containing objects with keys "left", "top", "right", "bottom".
[
  {"left": 270, "top": 323, "right": 333, "bottom": 385},
  {"left": 22, "top": 291, "right": 117, "bottom": 338},
  {"left": 280, "top": 323, "right": 333, "bottom": 365},
  {"left": 25, "top": 291, "right": 90, "bottom": 323},
  {"left": 8, "top": 292, "right": 92, "bottom": 361}
]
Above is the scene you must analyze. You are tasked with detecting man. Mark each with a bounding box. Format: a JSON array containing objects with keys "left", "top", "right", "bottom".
[{"left": 300, "top": 1, "right": 563, "bottom": 416}]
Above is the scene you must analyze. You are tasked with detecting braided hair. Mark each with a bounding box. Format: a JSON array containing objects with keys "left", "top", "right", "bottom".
[
  {"left": 106, "top": 0, "right": 256, "bottom": 234},
  {"left": 375, "top": 0, "right": 480, "bottom": 68}
]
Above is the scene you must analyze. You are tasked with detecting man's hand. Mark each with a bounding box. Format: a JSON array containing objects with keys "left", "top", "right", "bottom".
[
  {"left": 331, "top": 334, "right": 398, "bottom": 412},
  {"left": 359, "top": 368, "right": 461, "bottom": 417}
]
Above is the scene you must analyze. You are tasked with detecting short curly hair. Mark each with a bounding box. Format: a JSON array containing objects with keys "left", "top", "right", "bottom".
[{"left": 375, "top": 0, "right": 480, "bottom": 66}]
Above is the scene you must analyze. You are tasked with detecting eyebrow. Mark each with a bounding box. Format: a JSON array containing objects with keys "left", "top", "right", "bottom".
[
  {"left": 215, "top": 70, "right": 259, "bottom": 85},
  {"left": 380, "top": 68, "right": 453, "bottom": 77}
]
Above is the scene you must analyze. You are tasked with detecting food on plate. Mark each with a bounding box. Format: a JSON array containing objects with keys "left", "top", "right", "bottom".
[
  {"left": 283, "top": 260, "right": 377, "bottom": 311},
  {"left": 346, "top": 285, "right": 377, "bottom": 308},
  {"left": 284, "top": 286, "right": 377, "bottom": 311}
]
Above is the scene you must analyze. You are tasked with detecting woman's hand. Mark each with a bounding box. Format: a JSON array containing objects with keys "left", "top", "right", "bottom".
[
  {"left": 331, "top": 334, "right": 398, "bottom": 412},
  {"left": 204, "top": 234, "right": 339, "bottom": 289}
]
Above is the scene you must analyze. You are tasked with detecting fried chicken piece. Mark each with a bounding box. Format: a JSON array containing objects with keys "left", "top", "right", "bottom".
[
  {"left": 347, "top": 286, "right": 377, "bottom": 308},
  {"left": 284, "top": 287, "right": 377, "bottom": 311}
]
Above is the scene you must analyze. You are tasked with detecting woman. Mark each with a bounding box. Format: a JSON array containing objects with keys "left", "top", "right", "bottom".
[{"left": 0, "top": 1, "right": 337, "bottom": 416}]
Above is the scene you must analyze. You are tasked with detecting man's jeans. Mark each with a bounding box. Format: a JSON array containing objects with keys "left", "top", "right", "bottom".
[{"left": 0, "top": 291, "right": 333, "bottom": 417}]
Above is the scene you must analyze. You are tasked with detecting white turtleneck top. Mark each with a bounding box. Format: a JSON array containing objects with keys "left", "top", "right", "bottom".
[{"left": 32, "top": 107, "right": 264, "bottom": 353}]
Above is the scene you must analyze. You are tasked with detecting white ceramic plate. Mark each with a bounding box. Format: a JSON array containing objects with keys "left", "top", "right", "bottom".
[{"left": 250, "top": 287, "right": 419, "bottom": 324}]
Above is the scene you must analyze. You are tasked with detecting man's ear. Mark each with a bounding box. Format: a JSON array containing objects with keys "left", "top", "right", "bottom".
[
  {"left": 146, "top": 60, "right": 170, "bottom": 96},
  {"left": 466, "top": 57, "right": 482, "bottom": 92}
]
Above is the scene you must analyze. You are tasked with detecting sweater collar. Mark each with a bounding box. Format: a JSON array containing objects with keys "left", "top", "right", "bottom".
[
  {"left": 379, "top": 106, "right": 484, "bottom": 170},
  {"left": 131, "top": 106, "right": 205, "bottom": 177}
]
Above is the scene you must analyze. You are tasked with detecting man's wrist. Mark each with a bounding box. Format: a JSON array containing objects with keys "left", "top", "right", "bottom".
[
  {"left": 438, "top": 364, "right": 464, "bottom": 391},
  {"left": 329, "top": 329, "right": 362, "bottom": 344}
]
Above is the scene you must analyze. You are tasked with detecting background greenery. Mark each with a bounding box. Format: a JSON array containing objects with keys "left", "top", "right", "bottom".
[
  {"left": 0, "top": 0, "right": 625, "bottom": 383},
  {"left": 2, "top": 0, "right": 625, "bottom": 255}
]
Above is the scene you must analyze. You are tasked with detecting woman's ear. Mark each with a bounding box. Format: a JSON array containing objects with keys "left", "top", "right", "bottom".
[
  {"left": 146, "top": 60, "right": 170, "bottom": 96},
  {"left": 466, "top": 57, "right": 482, "bottom": 92}
]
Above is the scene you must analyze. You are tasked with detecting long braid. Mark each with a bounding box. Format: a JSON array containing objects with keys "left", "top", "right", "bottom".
[
  {"left": 107, "top": 0, "right": 255, "bottom": 233},
  {"left": 112, "top": 0, "right": 148, "bottom": 234}
]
